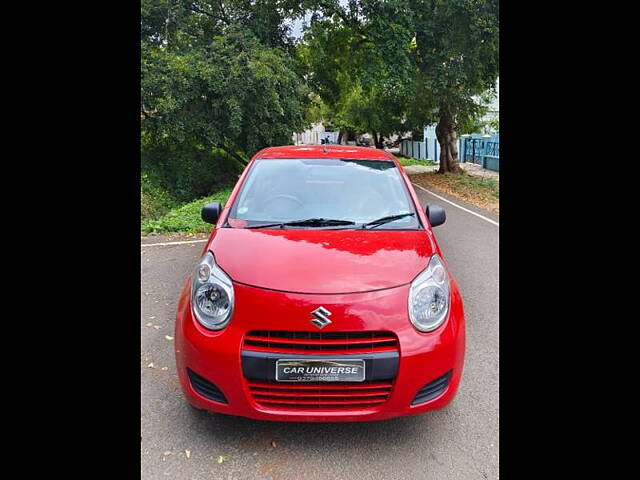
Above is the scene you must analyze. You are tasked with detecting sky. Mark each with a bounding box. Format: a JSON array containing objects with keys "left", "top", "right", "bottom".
[
  {"left": 287, "top": 0, "right": 350, "bottom": 39},
  {"left": 288, "top": 15, "right": 307, "bottom": 39}
]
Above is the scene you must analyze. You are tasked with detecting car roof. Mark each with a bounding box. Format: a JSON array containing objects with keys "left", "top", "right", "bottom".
[{"left": 256, "top": 145, "right": 394, "bottom": 161}]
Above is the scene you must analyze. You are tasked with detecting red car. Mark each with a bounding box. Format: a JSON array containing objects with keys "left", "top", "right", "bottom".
[{"left": 175, "top": 145, "right": 465, "bottom": 422}]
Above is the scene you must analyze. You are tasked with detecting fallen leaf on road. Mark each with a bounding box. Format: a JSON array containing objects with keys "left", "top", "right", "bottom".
[
  {"left": 271, "top": 440, "right": 276, "bottom": 448},
  {"left": 147, "top": 363, "right": 155, "bottom": 368},
  {"left": 165, "top": 335, "right": 174, "bottom": 341},
  {"left": 150, "top": 316, "right": 156, "bottom": 319},
  {"left": 185, "top": 449, "right": 191, "bottom": 459},
  {"left": 217, "top": 456, "right": 227, "bottom": 464},
  {"left": 145, "top": 322, "right": 153, "bottom": 327},
  {"left": 161, "top": 367, "right": 168, "bottom": 371},
  {"left": 164, "top": 451, "right": 172, "bottom": 456},
  {"left": 153, "top": 325, "right": 161, "bottom": 330}
]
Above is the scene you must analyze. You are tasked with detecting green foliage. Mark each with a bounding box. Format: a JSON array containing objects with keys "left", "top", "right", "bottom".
[
  {"left": 142, "top": 27, "right": 309, "bottom": 158},
  {"left": 299, "top": 0, "right": 499, "bottom": 143},
  {"left": 405, "top": 0, "right": 500, "bottom": 132},
  {"left": 141, "top": 173, "right": 177, "bottom": 220},
  {"left": 396, "top": 157, "right": 437, "bottom": 167},
  {"left": 297, "top": 4, "right": 414, "bottom": 143},
  {"left": 141, "top": 0, "right": 304, "bottom": 51},
  {"left": 141, "top": 188, "right": 233, "bottom": 234},
  {"left": 141, "top": 1, "right": 314, "bottom": 223},
  {"left": 141, "top": 1, "right": 312, "bottom": 217},
  {"left": 141, "top": 132, "right": 243, "bottom": 203}
]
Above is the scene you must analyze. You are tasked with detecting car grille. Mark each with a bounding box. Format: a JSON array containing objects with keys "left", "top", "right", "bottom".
[
  {"left": 412, "top": 370, "right": 452, "bottom": 405},
  {"left": 243, "top": 330, "right": 398, "bottom": 355},
  {"left": 187, "top": 368, "right": 228, "bottom": 404},
  {"left": 248, "top": 380, "right": 393, "bottom": 410}
]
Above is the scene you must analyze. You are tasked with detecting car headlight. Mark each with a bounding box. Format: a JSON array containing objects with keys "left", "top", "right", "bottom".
[
  {"left": 191, "top": 251, "right": 234, "bottom": 330},
  {"left": 408, "top": 254, "right": 450, "bottom": 332}
]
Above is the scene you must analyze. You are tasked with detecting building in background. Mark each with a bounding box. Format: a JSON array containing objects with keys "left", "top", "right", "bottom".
[
  {"left": 293, "top": 123, "right": 339, "bottom": 145},
  {"left": 480, "top": 77, "right": 499, "bottom": 133}
]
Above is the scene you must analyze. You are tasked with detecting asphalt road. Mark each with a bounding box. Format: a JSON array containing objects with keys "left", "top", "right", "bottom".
[{"left": 141, "top": 185, "right": 499, "bottom": 480}]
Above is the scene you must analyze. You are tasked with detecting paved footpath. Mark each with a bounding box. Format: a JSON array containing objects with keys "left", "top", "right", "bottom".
[
  {"left": 402, "top": 162, "right": 499, "bottom": 182},
  {"left": 141, "top": 188, "right": 498, "bottom": 480}
]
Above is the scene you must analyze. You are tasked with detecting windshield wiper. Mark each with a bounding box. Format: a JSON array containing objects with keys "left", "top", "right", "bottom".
[
  {"left": 361, "top": 213, "right": 415, "bottom": 229},
  {"left": 245, "top": 218, "right": 356, "bottom": 229}
]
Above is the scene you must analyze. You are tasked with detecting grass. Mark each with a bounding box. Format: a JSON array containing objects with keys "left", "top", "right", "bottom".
[
  {"left": 141, "top": 187, "right": 233, "bottom": 235},
  {"left": 395, "top": 155, "right": 437, "bottom": 167},
  {"left": 411, "top": 171, "right": 499, "bottom": 213}
]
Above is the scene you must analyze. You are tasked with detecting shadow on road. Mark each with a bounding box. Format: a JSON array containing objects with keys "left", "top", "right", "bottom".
[{"left": 191, "top": 404, "right": 450, "bottom": 448}]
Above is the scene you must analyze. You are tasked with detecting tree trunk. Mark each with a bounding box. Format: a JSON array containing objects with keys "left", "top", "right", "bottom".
[
  {"left": 371, "top": 131, "right": 384, "bottom": 149},
  {"left": 435, "top": 112, "right": 462, "bottom": 174},
  {"left": 337, "top": 130, "right": 344, "bottom": 145}
]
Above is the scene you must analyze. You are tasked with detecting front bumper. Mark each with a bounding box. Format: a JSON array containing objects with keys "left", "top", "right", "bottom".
[{"left": 175, "top": 279, "right": 465, "bottom": 422}]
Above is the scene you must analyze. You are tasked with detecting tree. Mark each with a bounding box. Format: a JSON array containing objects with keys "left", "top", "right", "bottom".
[
  {"left": 297, "top": 1, "right": 415, "bottom": 148},
  {"left": 141, "top": 1, "right": 311, "bottom": 163},
  {"left": 408, "top": 0, "right": 499, "bottom": 173},
  {"left": 142, "top": 29, "right": 309, "bottom": 162},
  {"left": 300, "top": 0, "right": 498, "bottom": 170}
]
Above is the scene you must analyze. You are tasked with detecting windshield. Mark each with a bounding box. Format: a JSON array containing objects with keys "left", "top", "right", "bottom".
[{"left": 227, "top": 158, "right": 421, "bottom": 229}]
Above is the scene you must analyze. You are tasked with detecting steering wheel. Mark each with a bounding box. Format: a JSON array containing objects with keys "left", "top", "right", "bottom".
[{"left": 263, "top": 194, "right": 304, "bottom": 211}]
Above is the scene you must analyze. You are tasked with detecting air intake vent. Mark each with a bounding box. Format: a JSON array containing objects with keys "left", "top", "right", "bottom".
[
  {"left": 243, "top": 331, "right": 398, "bottom": 355},
  {"left": 187, "top": 368, "right": 228, "bottom": 404},
  {"left": 412, "top": 370, "right": 452, "bottom": 405},
  {"left": 248, "top": 380, "right": 393, "bottom": 410}
]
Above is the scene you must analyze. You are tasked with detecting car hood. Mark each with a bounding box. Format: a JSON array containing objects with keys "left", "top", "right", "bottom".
[{"left": 210, "top": 228, "right": 434, "bottom": 294}]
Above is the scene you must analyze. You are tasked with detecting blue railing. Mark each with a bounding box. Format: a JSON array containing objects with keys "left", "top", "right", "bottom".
[
  {"left": 461, "top": 134, "right": 499, "bottom": 171},
  {"left": 399, "top": 132, "right": 499, "bottom": 172}
]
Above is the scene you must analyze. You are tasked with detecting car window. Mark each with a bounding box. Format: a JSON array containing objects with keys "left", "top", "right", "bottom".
[{"left": 228, "top": 158, "right": 421, "bottom": 229}]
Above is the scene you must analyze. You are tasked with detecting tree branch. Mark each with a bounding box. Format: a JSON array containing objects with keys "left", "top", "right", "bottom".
[
  {"left": 218, "top": 0, "right": 230, "bottom": 25},
  {"left": 218, "top": 143, "right": 248, "bottom": 166},
  {"left": 318, "top": 1, "right": 368, "bottom": 40},
  {"left": 187, "top": 3, "right": 228, "bottom": 25},
  {"left": 187, "top": 4, "right": 214, "bottom": 18}
]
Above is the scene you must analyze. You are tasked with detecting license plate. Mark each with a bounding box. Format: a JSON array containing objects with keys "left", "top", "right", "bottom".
[{"left": 275, "top": 359, "right": 365, "bottom": 382}]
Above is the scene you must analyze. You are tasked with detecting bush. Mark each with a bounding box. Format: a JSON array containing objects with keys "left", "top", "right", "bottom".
[
  {"left": 141, "top": 174, "right": 177, "bottom": 220},
  {"left": 141, "top": 188, "right": 233, "bottom": 234},
  {"left": 141, "top": 133, "right": 244, "bottom": 203}
]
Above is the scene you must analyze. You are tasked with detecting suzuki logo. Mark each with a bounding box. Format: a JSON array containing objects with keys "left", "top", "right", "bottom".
[{"left": 310, "top": 306, "right": 332, "bottom": 329}]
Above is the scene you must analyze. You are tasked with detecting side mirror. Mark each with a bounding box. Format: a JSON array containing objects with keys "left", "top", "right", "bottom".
[
  {"left": 201, "top": 202, "right": 222, "bottom": 224},
  {"left": 425, "top": 204, "right": 446, "bottom": 227}
]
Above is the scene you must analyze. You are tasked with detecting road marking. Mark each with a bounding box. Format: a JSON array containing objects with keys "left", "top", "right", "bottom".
[
  {"left": 412, "top": 183, "right": 499, "bottom": 227},
  {"left": 141, "top": 239, "right": 208, "bottom": 248}
]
